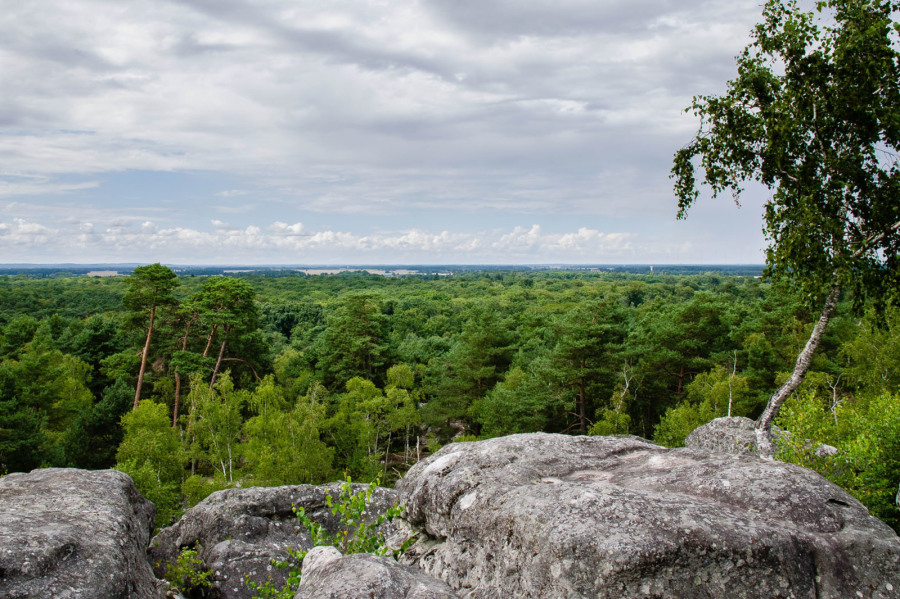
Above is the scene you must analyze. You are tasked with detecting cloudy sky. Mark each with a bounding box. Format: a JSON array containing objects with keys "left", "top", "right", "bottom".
[{"left": 1, "top": 0, "right": 772, "bottom": 265}]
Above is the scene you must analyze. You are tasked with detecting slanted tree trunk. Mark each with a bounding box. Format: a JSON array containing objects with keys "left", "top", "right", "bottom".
[
  {"left": 209, "top": 335, "right": 228, "bottom": 390},
  {"left": 404, "top": 423, "right": 410, "bottom": 465},
  {"left": 133, "top": 306, "right": 156, "bottom": 410},
  {"left": 202, "top": 324, "right": 218, "bottom": 358},
  {"left": 728, "top": 351, "right": 738, "bottom": 418},
  {"left": 172, "top": 314, "right": 196, "bottom": 427},
  {"left": 173, "top": 372, "right": 182, "bottom": 426},
  {"left": 755, "top": 286, "right": 841, "bottom": 457}
]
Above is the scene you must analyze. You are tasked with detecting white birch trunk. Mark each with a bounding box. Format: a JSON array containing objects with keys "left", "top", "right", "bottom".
[{"left": 755, "top": 286, "right": 841, "bottom": 458}]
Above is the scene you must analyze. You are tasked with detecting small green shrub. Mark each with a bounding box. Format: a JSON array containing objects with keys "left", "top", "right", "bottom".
[
  {"left": 162, "top": 544, "right": 213, "bottom": 598},
  {"left": 248, "top": 475, "right": 408, "bottom": 599}
]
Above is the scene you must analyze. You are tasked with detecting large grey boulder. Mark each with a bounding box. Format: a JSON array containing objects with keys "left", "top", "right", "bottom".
[
  {"left": 0, "top": 468, "right": 158, "bottom": 599},
  {"left": 685, "top": 416, "right": 761, "bottom": 455},
  {"left": 397, "top": 433, "right": 900, "bottom": 599},
  {"left": 149, "top": 483, "right": 399, "bottom": 599},
  {"left": 294, "top": 546, "right": 459, "bottom": 599}
]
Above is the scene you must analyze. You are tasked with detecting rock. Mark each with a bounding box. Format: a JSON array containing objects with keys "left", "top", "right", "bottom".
[
  {"left": 295, "top": 546, "right": 459, "bottom": 599},
  {"left": 0, "top": 468, "right": 159, "bottom": 599},
  {"left": 685, "top": 416, "right": 761, "bottom": 455},
  {"left": 149, "top": 482, "right": 399, "bottom": 599},
  {"left": 397, "top": 433, "right": 900, "bottom": 599},
  {"left": 815, "top": 443, "right": 840, "bottom": 458},
  {"left": 686, "top": 417, "right": 842, "bottom": 461}
]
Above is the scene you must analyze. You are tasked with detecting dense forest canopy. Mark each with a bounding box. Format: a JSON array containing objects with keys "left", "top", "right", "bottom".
[{"left": 0, "top": 268, "right": 897, "bottom": 531}]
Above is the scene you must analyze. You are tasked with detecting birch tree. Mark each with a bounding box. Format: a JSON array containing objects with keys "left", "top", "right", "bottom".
[{"left": 672, "top": 0, "right": 900, "bottom": 456}]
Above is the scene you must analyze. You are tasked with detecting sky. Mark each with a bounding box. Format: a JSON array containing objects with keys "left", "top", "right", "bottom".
[{"left": 0, "top": 0, "right": 773, "bottom": 265}]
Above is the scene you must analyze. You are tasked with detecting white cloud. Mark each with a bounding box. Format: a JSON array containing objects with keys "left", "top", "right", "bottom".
[
  {"left": 0, "top": 216, "right": 691, "bottom": 263},
  {"left": 0, "top": 174, "right": 100, "bottom": 198},
  {"left": 0, "top": 211, "right": 744, "bottom": 264},
  {"left": 269, "top": 221, "right": 306, "bottom": 236},
  {"left": 0, "top": 218, "right": 58, "bottom": 246},
  {"left": 0, "top": 0, "right": 770, "bottom": 263}
]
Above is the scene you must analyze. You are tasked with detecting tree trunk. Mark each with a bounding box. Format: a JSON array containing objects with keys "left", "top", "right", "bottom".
[
  {"left": 202, "top": 324, "right": 218, "bottom": 358},
  {"left": 384, "top": 431, "right": 391, "bottom": 477},
  {"left": 755, "top": 286, "right": 841, "bottom": 458},
  {"left": 578, "top": 370, "right": 586, "bottom": 434},
  {"left": 209, "top": 337, "right": 228, "bottom": 390},
  {"left": 405, "top": 423, "right": 410, "bottom": 465},
  {"left": 173, "top": 372, "right": 182, "bottom": 426},
  {"left": 172, "top": 315, "right": 196, "bottom": 427},
  {"left": 676, "top": 364, "right": 685, "bottom": 396},
  {"left": 133, "top": 306, "right": 156, "bottom": 410}
]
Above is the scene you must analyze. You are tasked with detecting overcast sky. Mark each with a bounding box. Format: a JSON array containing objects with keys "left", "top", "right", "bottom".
[{"left": 1, "top": 0, "right": 772, "bottom": 265}]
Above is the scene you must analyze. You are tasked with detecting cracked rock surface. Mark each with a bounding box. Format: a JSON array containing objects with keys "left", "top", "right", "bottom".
[
  {"left": 0, "top": 468, "right": 158, "bottom": 599},
  {"left": 397, "top": 433, "right": 900, "bottom": 599},
  {"left": 148, "top": 483, "right": 398, "bottom": 599},
  {"left": 685, "top": 416, "right": 762, "bottom": 455},
  {"left": 294, "top": 546, "right": 459, "bottom": 599}
]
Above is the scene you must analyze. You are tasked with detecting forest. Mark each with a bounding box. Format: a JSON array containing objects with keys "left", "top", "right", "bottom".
[{"left": 0, "top": 266, "right": 897, "bottom": 532}]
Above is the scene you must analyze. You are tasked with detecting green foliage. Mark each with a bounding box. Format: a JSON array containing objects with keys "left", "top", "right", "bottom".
[
  {"left": 242, "top": 377, "right": 333, "bottom": 486},
  {"left": 181, "top": 474, "right": 233, "bottom": 508},
  {"left": 841, "top": 305, "right": 900, "bottom": 395},
  {"left": 0, "top": 323, "right": 94, "bottom": 468},
  {"left": 163, "top": 544, "right": 213, "bottom": 596},
  {"left": 477, "top": 366, "right": 562, "bottom": 437},
  {"left": 120, "top": 457, "right": 183, "bottom": 531},
  {"left": 63, "top": 377, "right": 133, "bottom": 469},
  {"left": 116, "top": 400, "right": 184, "bottom": 529},
  {"left": 631, "top": 293, "right": 733, "bottom": 424},
  {"left": 316, "top": 293, "right": 389, "bottom": 387},
  {"left": 323, "top": 378, "right": 384, "bottom": 479},
  {"left": 590, "top": 406, "right": 631, "bottom": 437},
  {"left": 673, "top": 0, "right": 900, "bottom": 312},
  {"left": 776, "top": 392, "right": 900, "bottom": 532},
  {"left": 123, "top": 264, "right": 179, "bottom": 315},
  {"left": 686, "top": 365, "right": 753, "bottom": 418},
  {"left": 423, "top": 302, "right": 514, "bottom": 431},
  {"left": 652, "top": 365, "right": 754, "bottom": 447},
  {"left": 249, "top": 475, "right": 407, "bottom": 599},
  {"left": 5, "top": 268, "right": 900, "bottom": 531},
  {"left": 653, "top": 401, "right": 716, "bottom": 448},
  {"left": 188, "top": 374, "right": 245, "bottom": 482},
  {"left": 296, "top": 477, "right": 406, "bottom": 556}
]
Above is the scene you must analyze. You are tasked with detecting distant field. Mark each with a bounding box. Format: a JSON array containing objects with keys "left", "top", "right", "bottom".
[{"left": 0, "top": 263, "right": 765, "bottom": 278}]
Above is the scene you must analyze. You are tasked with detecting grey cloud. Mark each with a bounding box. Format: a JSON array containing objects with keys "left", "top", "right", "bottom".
[
  {"left": 0, "top": 0, "right": 770, "bottom": 263},
  {"left": 422, "top": 0, "right": 682, "bottom": 39},
  {"left": 170, "top": 33, "right": 245, "bottom": 57},
  {"left": 167, "top": 0, "right": 457, "bottom": 79}
]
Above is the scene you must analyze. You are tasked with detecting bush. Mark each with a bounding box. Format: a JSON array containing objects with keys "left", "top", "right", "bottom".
[
  {"left": 249, "top": 475, "right": 408, "bottom": 598},
  {"left": 777, "top": 392, "right": 900, "bottom": 532}
]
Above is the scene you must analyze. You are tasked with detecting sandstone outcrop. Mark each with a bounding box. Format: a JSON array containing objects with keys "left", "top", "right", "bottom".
[
  {"left": 294, "top": 546, "right": 459, "bottom": 599},
  {"left": 687, "top": 416, "right": 840, "bottom": 459},
  {"left": 397, "top": 433, "right": 900, "bottom": 599},
  {"left": 0, "top": 468, "right": 158, "bottom": 599},
  {"left": 685, "top": 416, "right": 761, "bottom": 455},
  {"left": 148, "top": 482, "right": 398, "bottom": 599}
]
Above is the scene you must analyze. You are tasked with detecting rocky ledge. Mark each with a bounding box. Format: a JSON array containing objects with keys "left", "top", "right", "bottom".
[
  {"left": 1, "top": 434, "right": 898, "bottom": 599},
  {"left": 397, "top": 433, "right": 900, "bottom": 598}
]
